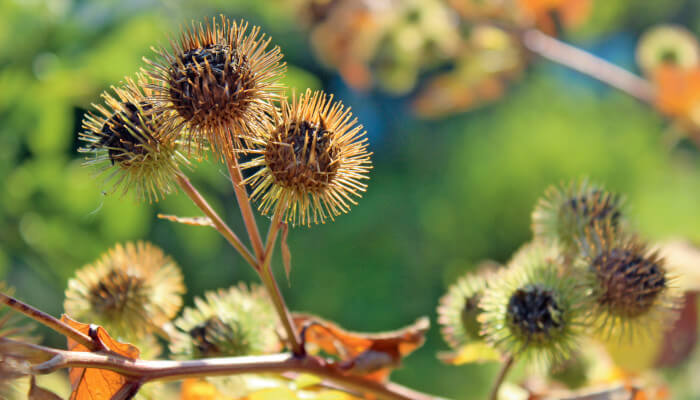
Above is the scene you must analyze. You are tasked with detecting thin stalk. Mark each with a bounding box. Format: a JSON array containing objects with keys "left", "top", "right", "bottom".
[
  {"left": 174, "top": 171, "right": 257, "bottom": 269},
  {"left": 0, "top": 292, "right": 97, "bottom": 351},
  {"left": 489, "top": 354, "right": 515, "bottom": 400},
  {"left": 260, "top": 204, "right": 302, "bottom": 355},
  {"left": 32, "top": 351, "right": 443, "bottom": 400},
  {"left": 223, "top": 152, "right": 302, "bottom": 354},
  {"left": 225, "top": 152, "right": 265, "bottom": 262},
  {"left": 521, "top": 29, "right": 655, "bottom": 103}
]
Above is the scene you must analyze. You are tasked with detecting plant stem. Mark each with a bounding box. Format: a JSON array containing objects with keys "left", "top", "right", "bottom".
[
  {"left": 489, "top": 354, "right": 515, "bottom": 400},
  {"left": 260, "top": 204, "right": 303, "bottom": 355},
  {"left": 521, "top": 29, "right": 656, "bottom": 104},
  {"left": 33, "top": 351, "right": 443, "bottom": 400},
  {"left": 225, "top": 152, "right": 265, "bottom": 262},
  {"left": 174, "top": 171, "right": 257, "bottom": 269},
  {"left": 222, "top": 151, "right": 303, "bottom": 354},
  {"left": 0, "top": 292, "right": 97, "bottom": 351}
]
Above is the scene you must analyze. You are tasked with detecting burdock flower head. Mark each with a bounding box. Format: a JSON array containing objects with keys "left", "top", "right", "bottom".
[
  {"left": 242, "top": 89, "right": 372, "bottom": 226},
  {"left": 532, "top": 179, "right": 623, "bottom": 255},
  {"left": 64, "top": 242, "right": 185, "bottom": 338},
  {"left": 170, "top": 283, "right": 280, "bottom": 359},
  {"left": 578, "top": 229, "right": 680, "bottom": 339},
  {"left": 80, "top": 74, "right": 188, "bottom": 202},
  {"left": 437, "top": 268, "right": 492, "bottom": 349},
  {"left": 480, "top": 244, "right": 587, "bottom": 364},
  {"left": 145, "top": 15, "right": 286, "bottom": 155}
]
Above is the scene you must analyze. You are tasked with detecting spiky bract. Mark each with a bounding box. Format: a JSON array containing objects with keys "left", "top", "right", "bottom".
[
  {"left": 170, "top": 283, "right": 280, "bottom": 359},
  {"left": 532, "top": 179, "right": 623, "bottom": 255},
  {"left": 480, "top": 243, "right": 587, "bottom": 365},
  {"left": 637, "top": 25, "right": 700, "bottom": 76},
  {"left": 579, "top": 229, "right": 679, "bottom": 339},
  {"left": 437, "top": 268, "right": 493, "bottom": 349},
  {"left": 64, "top": 242, "right": 185, "bottom": 338},
  {"left": 145, "top": 15, "right": 286, "bottom": 156},
  {"left": 242, "top": 89, "right": 372, "bottom": 226},
  {"left": 79, "top": 74, "right": 189, "bottom": 202}
]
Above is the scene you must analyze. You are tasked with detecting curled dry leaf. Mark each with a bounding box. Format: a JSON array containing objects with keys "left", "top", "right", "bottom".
[
  {"left": 61, "top": 315, "right": 142, "bottom": 400},
  {"left": 293, "top": 313, "right": 429, "bottom": 383},
  {"left": 157, "top": 214, "right": 214, "bottom": 227}
]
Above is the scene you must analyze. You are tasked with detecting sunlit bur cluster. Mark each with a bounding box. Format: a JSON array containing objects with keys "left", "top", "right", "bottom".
[
  {"left": 439, "top": 179, "right": 679, "bottom": 372},
  {"left": 80, "top": 15, "right": 371, "bottom": 226}
]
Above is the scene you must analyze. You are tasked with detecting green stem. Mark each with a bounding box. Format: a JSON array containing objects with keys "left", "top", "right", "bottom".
[{"left": 489, "top": 354, "right": 515, "bottom": 400}]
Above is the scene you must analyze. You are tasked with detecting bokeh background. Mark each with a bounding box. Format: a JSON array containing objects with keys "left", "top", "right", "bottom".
[{"left": 1, "top": 0, "right": 700, "bottom": 398}]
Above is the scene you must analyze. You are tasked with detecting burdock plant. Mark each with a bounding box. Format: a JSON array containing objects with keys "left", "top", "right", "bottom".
[{"left": 0, "top": 11, "right": 688, "bottom": 400}]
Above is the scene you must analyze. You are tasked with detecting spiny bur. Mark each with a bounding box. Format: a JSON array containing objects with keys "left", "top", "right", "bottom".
[
  {"left": 480, "top": 243, "right": 588, "bottom": 366},
  {"left": 242, "top": 89, "right": 372, "bottom": 226},
  {"left": 64, "top": 241, "right": 185, "bottom": 338},
  {"left": 578, "top": 227, "right": 680, "bottom": 339},
  {"left": 80, "top": 74, "right": 189, "bottom": 202},
  {"left": 532, "top": 179, "right": 623, "bottom": 257},
  {"left": 145, "top": 15, "right": 286, "bottom": 156}
]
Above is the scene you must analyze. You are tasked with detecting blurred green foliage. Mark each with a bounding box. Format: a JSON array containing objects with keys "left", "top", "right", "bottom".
[{"left": 1, "top": 0, "right": 700, "bottom": 398}]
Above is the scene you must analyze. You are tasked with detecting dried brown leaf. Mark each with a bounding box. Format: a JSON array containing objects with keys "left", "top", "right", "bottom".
[
  {"left": 61, "top": 315, "right": 142, "bottom": 400},
  {"left": 293, "top": 314, "right": 429, "bottom": 383}
]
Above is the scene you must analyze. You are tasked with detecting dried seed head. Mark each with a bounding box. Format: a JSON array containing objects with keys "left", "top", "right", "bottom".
[
  {"left": 580, "top": 231, "right": 680, "bottom": 338},
  {"left": 266, "top": 119, "right": 340, "bottom": 191},
  {"left": 80, "top": 74, "right": 188, "bottom": 202},
  {"left": 532, "top": 179, "right": 623, "bottom": 255},
  {"left": 480, "top": 243, "right": 587, "bottom": 364},
  {"left": 146, "top": 15, "right": 286, "bottom": 156},
  {"left": 637, "top": 25, "right": 700, "bottom": 76},
  {"left": 242, "top": 89, "right": 372, "bottom": 226},
  {"left": 437, "top": 268, "right": 493, "bottom": 349},
  {"left": 64, "top": 242, "right": 185, "bottom": 338},
  {"left": 593, "top": 248, "right": 665, "bottom": 318},
  {"left": 170, "top": 283, "right": 280, "bottom": 359}
]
